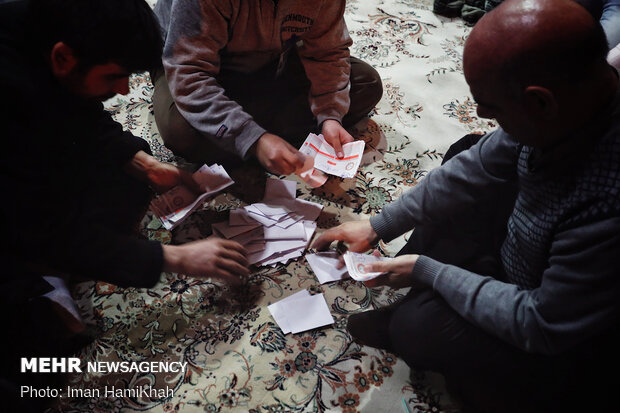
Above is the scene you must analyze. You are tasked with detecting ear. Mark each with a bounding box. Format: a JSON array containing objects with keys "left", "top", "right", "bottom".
[
  {"left": 523, "top": 86, "right": 558, "bottom": 119},
  {"left": 49, "top": 42, "right": 78, "bottom": 77}
]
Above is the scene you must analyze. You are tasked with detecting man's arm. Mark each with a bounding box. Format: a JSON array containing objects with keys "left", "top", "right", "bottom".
[
  {"left": 370, "top": 129, "right": 521, "bottom": 242},
  {"left": 406, "top": 216, "right": 620, "bottom": 355},
  {"left": 159, "top": 0, "right": 266, "bottom": 158},
  {"left": 297, "top": 0, "right": 353, "bottom": 156},
  {"left": 313, "top": 129, "right": 520, "bottom": 250}
]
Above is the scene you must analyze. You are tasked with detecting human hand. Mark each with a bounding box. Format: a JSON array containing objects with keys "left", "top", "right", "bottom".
[
  {"left": 126, "top": 150, "right": 201, "bottom": 194},
  {"left": 163, "top": 238, "right": 250, "bottom": 285},
  {"left": 363, "top": 254, "right": 419, "bottom": 289},
  {"left": 321, "top": 119, "right": 354, "bottom": 159},
  {"left": 147, "top": 162, "right": 201, "bottom": 194},
  {"left": 252, "top": 133, "right": 306, "bottom": 175},
  {"left": 312, "top": 220, "right": 380, "bottom": 253}
]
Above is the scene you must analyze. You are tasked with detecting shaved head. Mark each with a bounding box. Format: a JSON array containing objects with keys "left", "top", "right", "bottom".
[
  {"left": 463, "top": 0, "right": 615, "bottom": 146},
  {"left": 465, "top": 0, "right": 608, "bottom": 91}
]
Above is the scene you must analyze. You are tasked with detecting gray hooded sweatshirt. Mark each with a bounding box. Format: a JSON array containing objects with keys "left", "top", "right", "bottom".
[{"left": 154, "top": 0, "right": 352, "bottom": 158}]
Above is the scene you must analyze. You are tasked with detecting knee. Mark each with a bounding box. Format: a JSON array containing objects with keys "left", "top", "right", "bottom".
[
  {"left": 349, "top": 58, "right": 383, "bottom": 117},
  {"left": 349, "top": 59, "right": 383, "bottom": 111},
  {"left": 387, "top": 291, "right": 445, "bottom": 370}
]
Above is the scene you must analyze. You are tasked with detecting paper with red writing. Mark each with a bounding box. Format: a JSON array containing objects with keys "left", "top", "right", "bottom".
[{"left": 298, "top": 133, "right": 365, "bottom": 179}]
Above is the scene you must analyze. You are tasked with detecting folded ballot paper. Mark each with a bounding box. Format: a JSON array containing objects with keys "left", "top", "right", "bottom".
[
  {"left": 150, "top": 164, "right": 234, "bottom": 230},
  {"left": 343, "top": 251, "right": 391, "bottom": 282},
  {"left": 298, "top": 133, "right": 365, "bottom": 181},
  {"left": 211, "top": 179, "right": 323, "bottom": 267},
  {"left": 268, "top": 290, "right": 334, "bottom": 334},
  {"left": 305, "top": 252, "right": 348, "bottom": 284}
]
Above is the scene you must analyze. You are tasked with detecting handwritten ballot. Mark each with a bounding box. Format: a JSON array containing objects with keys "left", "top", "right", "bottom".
[
  {"left": 150, "top": 164, "right": 234, "bottom": 230},
  {"left": 343, "top": 251, "right": 391, "bottom": 282},
  {"left": 298, "top": 133, "right": 365, "bottom": 180}
]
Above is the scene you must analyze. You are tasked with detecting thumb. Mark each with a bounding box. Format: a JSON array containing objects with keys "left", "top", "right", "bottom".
[
  {"left": 331, "top": 138, "right": 344, "bottom": 159},
  {"left": 364, "top": 261, "right": 389, "bottom": 273}
]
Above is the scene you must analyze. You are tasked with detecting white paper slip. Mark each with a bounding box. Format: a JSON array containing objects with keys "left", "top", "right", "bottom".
[
  {"left": 343, "top": 251, "right": 392, "bottom": 282},
  {"left": 280, "top": 293, "right": 334, "bottom": 334},
  {"left": 268, "top": 291, "right": 334, "bottom": 334},
  {"left": 268, "top": 289, "right": 311, "bottom": 334},
  {"left": 299, "top": 133, "right": 365, "bottom": 179},
  {"left": 264, "top": 178, "right": 297, "bottom": 201},
  {"left": 306, "top": 252, "right": 348, "bottom": 284},
  {"left": 295, "top": 153, "right": 328, "bottom": 188},
  {"left": 211, "top": 221, "right": 261, "bottom": 239}
]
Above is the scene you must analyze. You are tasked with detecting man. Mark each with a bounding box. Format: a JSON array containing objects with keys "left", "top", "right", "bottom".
[
  {"left": 314, "top": 0, "right": 620, "bottom": 411},
  {"left": 0, "top": 0, "right": 249, "bottom": 405},
  {"left": 152, "top": 0, "right": 383, "bottom": 175}
]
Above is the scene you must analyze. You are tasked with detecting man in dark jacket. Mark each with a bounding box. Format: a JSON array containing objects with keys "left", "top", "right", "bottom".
[{"left": 0, "top": 1, "right": 249, "bottom": 409}]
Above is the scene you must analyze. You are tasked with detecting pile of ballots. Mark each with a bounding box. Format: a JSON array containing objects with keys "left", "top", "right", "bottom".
[
  {"left": 150, "top": 164, "right": 234, "bottom": 230},
  {"left": 212, "top": 179, "right": 323, "bottom": 267}
]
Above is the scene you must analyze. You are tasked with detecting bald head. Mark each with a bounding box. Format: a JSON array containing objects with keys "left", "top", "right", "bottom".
[
  {"left": 464, "top": 0, "right": 608, "bottom": 91},
  {"left": 462, "top": 0, "right": 615, "bottom": 146}
]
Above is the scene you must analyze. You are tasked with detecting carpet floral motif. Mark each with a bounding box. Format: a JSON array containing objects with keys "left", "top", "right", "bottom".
[{"left": 50, "top": 0, "right": 497, "bottom": 412}]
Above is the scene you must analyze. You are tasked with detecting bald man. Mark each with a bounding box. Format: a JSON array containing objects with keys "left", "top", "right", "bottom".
[{"left": 313, "top": 0, "right": 620, "bottom": 411}]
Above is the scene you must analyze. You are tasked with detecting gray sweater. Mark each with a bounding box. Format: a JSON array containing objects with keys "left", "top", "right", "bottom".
[
  {"left": 370, "top": 88, "right": 620, "bottom": 355},
  {"left": 154, "top": 0, "right": 352, "bottom": 158}
]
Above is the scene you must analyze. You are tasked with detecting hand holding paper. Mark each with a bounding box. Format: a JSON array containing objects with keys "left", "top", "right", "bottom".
[
  {"left": 150, "top": 164, "right": 234, "bottom": 230},
  {"left": 298, "top": 133, "right": 365, "bottom": 180},
  {"left": 361, "top": 254, "right": 419, "bottom": 289}
]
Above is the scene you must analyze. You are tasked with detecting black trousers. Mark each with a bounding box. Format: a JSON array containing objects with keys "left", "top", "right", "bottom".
[
  {"left": 153, "top": 54, "right": 383, "bottom": 163},
  {"left": 380, "top": 134, "right": 619, "bottom": 412}
]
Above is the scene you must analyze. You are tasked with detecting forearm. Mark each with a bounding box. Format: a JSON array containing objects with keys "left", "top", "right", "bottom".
[
  {"left": 300, "top": 0, "right": 352, "bottom": 124},
  {"left": 411, "top": 217, "right": 620, "bottom": 355},
  {"left": 371, "top": 130, "right": 520, "bottom": 242}
]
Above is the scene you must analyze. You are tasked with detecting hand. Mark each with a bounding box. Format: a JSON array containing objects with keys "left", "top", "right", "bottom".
[
  {"left": 163, "top": 238, "right": 250, "bottom": 285},
  {"left": 312, "top": 220, "right": 379, "bottom": 253},
  {"left": 251, "top": 133, "right": 306, "bottom": 175},
  {"left": 321, "top": 119, "right": 354, "bottom": 159},
  {"left": 125, "top": 150, "right": 201, "bottom": 194},
  {"left": 147, "top": 162, "right": 201, "bottom": 194},
  {"left": 363, "top": 254, "right": 419, "bottom": 289}
]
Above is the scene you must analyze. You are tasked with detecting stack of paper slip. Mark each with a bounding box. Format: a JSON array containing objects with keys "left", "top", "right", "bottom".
[
  {"left": 343, "top": 251, "right": 392, "bottom": 282},
  {"left": 151, "top": 164, "right": 234, "bottom": 230},
  {"left": 268, "top": 290, "right": 334, "bottom": 334},
  {"left": 305, "top": 252, "right": 348, "bottom": 284},
  {"left": 298, "top": 133, "right": 365, "bottom": 179},
  {"left": 211, "top": 179, "right": 323, "bottom": 267}
]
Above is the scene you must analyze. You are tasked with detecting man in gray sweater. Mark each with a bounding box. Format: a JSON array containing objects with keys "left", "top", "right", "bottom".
[
  {"left": 314, "top": 0, "right": 620, "bottom": 411},
  {"left": 152, "top": 0, "right": 382, "bottom": 175}
]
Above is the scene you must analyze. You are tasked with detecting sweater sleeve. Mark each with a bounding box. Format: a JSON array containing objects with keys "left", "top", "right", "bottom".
[
  {"left": 158, "top": 0, "right": 266, "bottom": 158},
  {"left": 370, "top": 129, "right": 521, "bottom": 241},
  {"left": 297, "top": 0, "right": 352, "bottom": 125},
  {"left": 410, "top": 216, "right": 620, "bottom": 355}
]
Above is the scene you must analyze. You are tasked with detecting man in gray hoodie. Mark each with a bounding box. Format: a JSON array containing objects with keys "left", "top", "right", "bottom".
[
  {"left": 314, "top": 0, "right": 620, "bottom": 411},
  {"left": 152, "top": 0, "right": 382, "bottom": 175}
]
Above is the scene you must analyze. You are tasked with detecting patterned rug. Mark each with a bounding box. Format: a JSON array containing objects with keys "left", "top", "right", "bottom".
[{"left": 50, "top": 0, "right": 497, "bottom": 412}]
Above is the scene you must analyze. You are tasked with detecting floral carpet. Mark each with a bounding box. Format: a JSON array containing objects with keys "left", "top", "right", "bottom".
[{"left": 51, "top": 0, "right": 497, "bottom": 412}]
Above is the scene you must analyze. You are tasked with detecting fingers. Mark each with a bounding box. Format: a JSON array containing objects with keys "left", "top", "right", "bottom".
[
  {"left": 364, "top": 261, "right": 389, "bottom": 273},
  {"left": 311, "top": 229, "right": 339, "bottom": 250},
  {"left": 340, "top": 129, "right": 355, "bottom": 144},
  {"left": 279, "top": 146, "right": 305, "bottom": 174},
  {"left": 181, "top": 169, "right": 202, "bottom": 194},
  {"left": 330, "top": 137, "right": 344, "bottom": 159}
]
